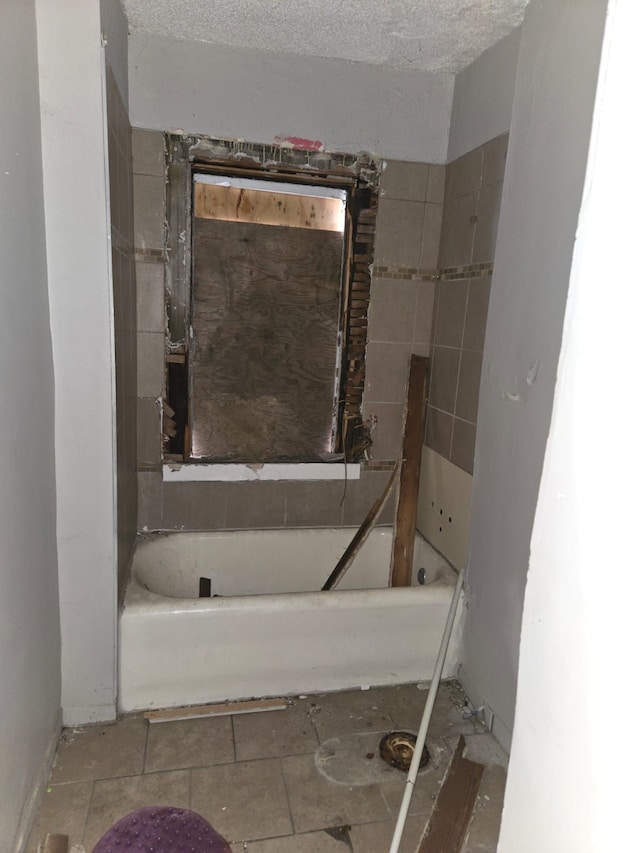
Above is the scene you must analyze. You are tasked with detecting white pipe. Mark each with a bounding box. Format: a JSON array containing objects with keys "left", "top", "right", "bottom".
[{"left": 388, "top": 568, "right": 465, "bottom": 853}]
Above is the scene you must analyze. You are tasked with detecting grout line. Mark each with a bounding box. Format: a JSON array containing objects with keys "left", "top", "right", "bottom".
[
  {"left": 142, "top": 717, "right": 150, "bottom": 774},
  {"left": 230, "top": 714, "right": 238, "bottom": 763},
  {"left": 81, "top": 779, "right": 96, "bottom": 848},
  {"left": 277, "top": 756, "right": 297, "bottom": 838}
]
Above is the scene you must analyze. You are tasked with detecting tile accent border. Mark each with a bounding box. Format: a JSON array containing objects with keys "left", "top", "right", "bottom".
[
  {"left": 439, "top": 262, "right": 494, "bottom": 281},
  {"left": 372, "top": 264, "right": 438, "bottom": 282},
  {"left": 372, "top": 262, "right": 493, "bottom": 282}
]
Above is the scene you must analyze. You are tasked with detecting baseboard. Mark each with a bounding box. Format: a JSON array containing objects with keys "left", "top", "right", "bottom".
[
  {"left": 62, "top": 702, "right": 117, "bottom": 727},
  {"left": 12, "top": 708, "right": 62, "bottom": 853},
  {"left": 457, "top": 664, "right": 513, "bottom": 754}
]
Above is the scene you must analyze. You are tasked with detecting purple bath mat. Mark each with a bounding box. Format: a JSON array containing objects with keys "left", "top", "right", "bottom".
[{"left": 91, "top": 806, "right": 231, "bottom": 852}]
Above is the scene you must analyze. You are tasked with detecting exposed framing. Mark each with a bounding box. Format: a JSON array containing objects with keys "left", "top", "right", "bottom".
[{"left": 163, "top": 133, "right": 380, "bottom": 464}]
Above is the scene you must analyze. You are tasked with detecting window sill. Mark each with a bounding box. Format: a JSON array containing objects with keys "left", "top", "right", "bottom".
[{"left": 162, "top": 463, "right": 361, "bottom": 483}]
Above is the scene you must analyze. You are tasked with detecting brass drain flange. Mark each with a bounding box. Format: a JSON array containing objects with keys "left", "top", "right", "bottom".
[{"left": 379, "top": 731, "right": 429, "bottom": 772}]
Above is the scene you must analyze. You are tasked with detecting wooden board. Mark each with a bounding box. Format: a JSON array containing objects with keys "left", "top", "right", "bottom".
[
  {"left": 322, "top": 462, "right": 399, "bottom": 591},
  {"left": 417, "top": 735, "right": 485, "bottom": 853},
  {"left": 190, "top": 218, "right": 344, "bottom": 461},
  {"left": 390, "top": 354, "right": 429, "bottom": 586},
  {"left": 194, "top": 181, "right": 344, "bottom": 232},
  {"left": 144, "top": 697, "right": 287, "bottom": 723}
]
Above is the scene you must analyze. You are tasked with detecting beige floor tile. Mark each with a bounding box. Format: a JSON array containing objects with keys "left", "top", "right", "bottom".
[
  {"left": 26, "top": 781, "right": 93, "bottom": 851},
  {"left": 145, "top": 715, "right": 235, "bottom": 772},
  {"left": 282, "top": 753, "right": 389, "bottom": 834},
  {"left": 461, "top": 765, "right": 507, "bottom": 853},
  {"left": 191, "top": 758, "right": 292, "bottom": 843},
  {"left": 383, "top": 681, "right": 481, "bottom": 738},
  {"left": 349, "top": 814, "right": 427, "bottom": 853},
  {"left": 233, "top": 701, "right": 319, "bottom": 761},
  {"left": 83, "top": 769, "right": 189, "bottom": 850},
  {"left": 311, "top": 688, "right": 395, "bottom": 742},
  {"left": 243, "top": 829, "right": 348, "bottom": 851},
  {"left": 50, "top": 719, "right": 147, "bottom": 784}
]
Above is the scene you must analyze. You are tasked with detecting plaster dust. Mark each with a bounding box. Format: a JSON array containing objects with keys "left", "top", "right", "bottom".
[{"left": 122, "top": 0, "right": 529, "bottom": 73}]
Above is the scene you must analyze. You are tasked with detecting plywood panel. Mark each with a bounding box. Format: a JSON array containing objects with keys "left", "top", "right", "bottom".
[
  {"left": 194, "top": 181, "right": 345, "bottom": 232},
  {"left": 191, "top": 218, "right": 344, "bottom": 461}
]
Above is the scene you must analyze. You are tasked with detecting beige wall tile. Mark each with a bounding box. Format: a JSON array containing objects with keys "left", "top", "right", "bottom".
[
  {"left": 136, "top": 261, "right": 165, "bottom": 333},
  {"left": 447, "top": 145, "right": 483, "bottom": 201},
  {"left": 283, "top": 480, "right": 346, "bottom": 527},
  {"left": 425, "top": 406, "right": 453, "bottom": 458},
  {"left": 137, "top": 397, "right": 161, "bottom": 464},
  {"left": 456, "top": 350, "right": 483, "bottom": 424},
  {"left": 413, "top": 280, "right": 436, "bottom": 346},
  {"left": 482, "top": 133, "right": 509, "bottom": 187},
  {"left": 162, "top": 482, "right": 228, "bottom": 529},
  {"left": 420, "top": 202, "right": 443, "bottom": 269},
  {"left": 473, "top": 182, "right": 504, "bottom": 263},
  {"left": 463, "top": 277, "right": 492, "bottom": 352},
  {"left": 381, "top": 160, "right": 430, "bottom": 201},
  {"left": 132, "top": 128, "right": 165, "bottom": 176},
  {"left": 426, "top": 164, "right": 446, "bottom": 204},
  {"left": 433, "top": 280, "right": 469, "bottom": 348},
  {"left": 373, "top": 198, "right": 425, "bottom": 268},
  {"left": 428, "top": 346, "right": 460, "bottom": 414},
  {"left": 368, "top": 278, "right": 417, "bottom": 342},
  {"left": 439, "top": 192, "right": 478, "bottom": 268},
  {"left": 138, "top": 471, "right": 162, "bottom": 531},
  {"left": 450, "top": 418, "right": 476, "bottom": 474},
  {"left": 342, "top": 470, "right": 397, "bottom": 526},
  {"left": 363, "top": 402, "right": 405, "bottom": 460},
  {"left": 225, "top": 482, "right": 287, "bottom": 529},
  {"left": 137, "top": 331, "right": 164, "bottom": 397},
  {"left": 133, "top": 173, "right": 165, "bottom": 251},
  {"left": 364, "top": 342, "right": 412, "bottom": 403}
]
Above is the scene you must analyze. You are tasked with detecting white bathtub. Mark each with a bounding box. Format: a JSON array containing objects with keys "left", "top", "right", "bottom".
[{"left": 119, "top": 527, "right": 464, "bottom": 712}]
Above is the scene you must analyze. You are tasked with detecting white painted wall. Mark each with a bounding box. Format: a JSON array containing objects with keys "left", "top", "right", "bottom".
[
  {"left": 128, "top": 31, "right": 454, "bottom": 163},
  {"left": 447, "top": 26, "right": 520, "bottom": 161},
  {"left": 461, "top": 0, "right": 607, "bottom": 749},
  {"left": 499, "top": 2, "right": 638, "bottom": 849},
  {"left": 36, "top": 0, "right": 118, "bottom": 725},
  {"left": 1, "top": 1, "right": 61, "bottom": 848},
  {"left": 101, "top": 0, "right": 129, "bottom": 109}
]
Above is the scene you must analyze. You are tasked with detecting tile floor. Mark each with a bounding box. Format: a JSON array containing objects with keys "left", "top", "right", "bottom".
[{"left": 28, "top": 681, "right": 507, "bottom": 852}]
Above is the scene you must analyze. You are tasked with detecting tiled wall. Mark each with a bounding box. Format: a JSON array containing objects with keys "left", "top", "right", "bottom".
[
  {"left": 426, "top": 134, "right": 508, "bottom": 475},
  {"left": 363, "top": 160, "right": 444, "bottom": 460},
  {"left": 132, "top": 129, "right": 443, "bottom": 531},
  {"left": 106, "top": 66, "right": 137, "bottom": 596}
]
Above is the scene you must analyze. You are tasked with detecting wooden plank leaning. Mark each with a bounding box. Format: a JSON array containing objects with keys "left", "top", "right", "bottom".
[
  {"left": 321, "top": 461, "right": 399, "bottom": 591},
  {"left": 390, "top": 354, "right": 429, "bottom": 587}
]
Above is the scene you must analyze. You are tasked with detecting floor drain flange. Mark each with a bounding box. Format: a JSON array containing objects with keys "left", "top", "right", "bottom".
[{"left": 379, "top": 731, "right": 429, "bottom": 772}]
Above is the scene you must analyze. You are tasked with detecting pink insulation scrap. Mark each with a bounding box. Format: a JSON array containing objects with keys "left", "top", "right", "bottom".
[{"left": 274, "top": 135, "right": 324, "bottom": 151}]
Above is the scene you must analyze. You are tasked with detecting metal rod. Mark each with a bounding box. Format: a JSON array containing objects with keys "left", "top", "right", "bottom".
[{"left": 388, "top": 568, "right": 465, "bottom": 853}]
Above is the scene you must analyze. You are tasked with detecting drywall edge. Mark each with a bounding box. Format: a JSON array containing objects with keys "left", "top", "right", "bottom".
[
  {"left": 500, "top": 1, "right": 638, "bottom": 849},
  {"left": 461, "top": 0, "right": 607, "bottom": 749},
  {"left": 36, "top": 0, "right": 118, "bottom": 724}
]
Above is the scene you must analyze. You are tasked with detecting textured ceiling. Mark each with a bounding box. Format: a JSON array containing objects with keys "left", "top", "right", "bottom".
[{"left": 122, "top": 0, "right": 528, "bottom": 73}]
